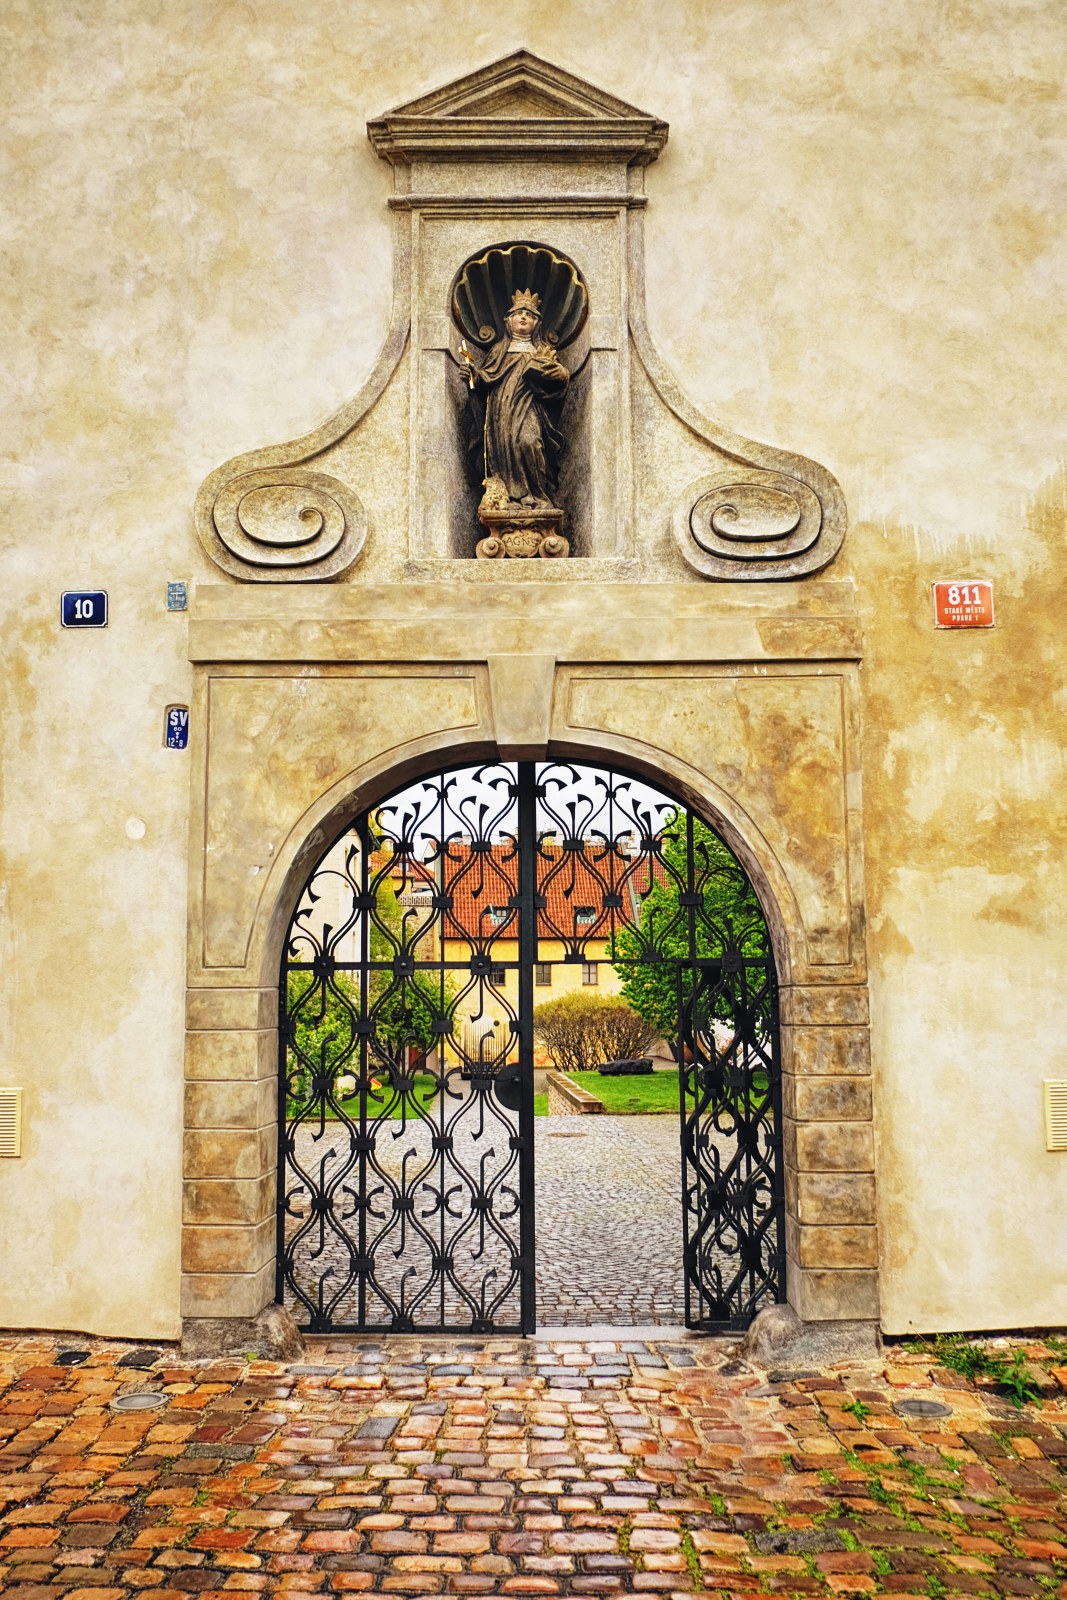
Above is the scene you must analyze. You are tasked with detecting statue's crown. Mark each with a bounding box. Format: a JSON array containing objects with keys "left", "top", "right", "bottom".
[{"left": 508, "top": 289, "right": 541, "bottom": 315}]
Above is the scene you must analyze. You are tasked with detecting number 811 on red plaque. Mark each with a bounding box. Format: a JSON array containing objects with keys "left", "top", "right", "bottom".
[{"left": 933, "top": 580, "right": 994, "bottom": 628}]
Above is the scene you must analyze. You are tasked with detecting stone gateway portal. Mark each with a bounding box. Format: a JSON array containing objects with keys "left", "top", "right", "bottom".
[
  {"left": 178, "top": 50, "right": 880, "bottom": 1355},
  {"left": 278, "top": 760, "right": 783, "bottom": 1335}
]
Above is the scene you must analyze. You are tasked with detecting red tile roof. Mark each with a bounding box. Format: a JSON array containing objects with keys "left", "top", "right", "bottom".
[{"left": 379, "top": 840, "right": 667, "bottom": 945}]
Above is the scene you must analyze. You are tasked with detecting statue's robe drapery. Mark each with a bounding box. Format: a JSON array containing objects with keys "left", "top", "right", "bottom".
[{"left": 466, "top": 338, "right": 569, "bottom": 506}]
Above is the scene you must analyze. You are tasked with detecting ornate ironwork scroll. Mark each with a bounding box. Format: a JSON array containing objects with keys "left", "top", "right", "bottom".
[
  {"left": 278, "top": 758, "right": 783, "bottom": 1334},
  {"left": 278, "top": 762, "right": 535, "bottom": 1333},
  {"left": 678, "top": 959, "right": 784, "bottom": 1330}
]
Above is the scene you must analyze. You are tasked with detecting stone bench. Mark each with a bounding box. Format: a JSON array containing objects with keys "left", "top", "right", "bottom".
[{"left": 546, "top": 1071, "right": 605, "bottom": 1115}]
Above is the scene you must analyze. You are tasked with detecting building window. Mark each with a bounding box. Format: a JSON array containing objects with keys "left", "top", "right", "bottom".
[
  {"left": 582, "top": 962, "right": 598, "bottom": 986},
  {"left": 574, "top": 904, "right": 597, "bottom": 926},
  {"left": 489, "top": 966, "right": 507, "bottom": 987},
  {"left": 535, "top": 962, "right": 552, "bottom": 986},
  {"left": 486, "top": 905, "right": 510, "bottom": 926}
]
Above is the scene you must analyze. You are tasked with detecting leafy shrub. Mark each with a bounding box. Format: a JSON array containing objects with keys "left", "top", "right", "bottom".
[{"left": 533, "top": 991, "right": 658, "bottom": 1073}]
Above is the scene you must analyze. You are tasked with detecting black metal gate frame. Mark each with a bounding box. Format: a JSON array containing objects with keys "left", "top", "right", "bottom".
[
  {"left": 678, "top": 958, "right": 785, "bottom": 1333},
  {"left": 277, "top": 759, "right": 784, "bottom": 1336}
]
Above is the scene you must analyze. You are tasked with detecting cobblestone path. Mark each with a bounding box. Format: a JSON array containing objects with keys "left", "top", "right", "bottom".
[
  {"left": 535, "top": 1117, "right": 684, "bottom": 1327},
  {"left": 4, "top": 1330, "right": 1067, "bottom": 1598}
]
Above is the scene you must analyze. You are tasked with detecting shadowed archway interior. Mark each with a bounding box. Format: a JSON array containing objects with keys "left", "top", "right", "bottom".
[{"left": 277, "top": 758, "right": 784, "bottom": 1335}]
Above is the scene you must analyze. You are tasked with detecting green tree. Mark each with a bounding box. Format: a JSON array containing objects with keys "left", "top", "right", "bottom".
[
  {"left": 366, "top": 870, "right": 460, "bottom": 1054},
  {"left": 285, "top": 967, "right": 361, "bottom": 1100},
  {"left": 285, "top": 858, "right": 460, "bottom": 1101},
  {"left": 611, "top": 812, "right": 767, "bottom": 1040}
]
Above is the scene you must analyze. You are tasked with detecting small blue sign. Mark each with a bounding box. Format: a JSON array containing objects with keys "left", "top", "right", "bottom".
[
  {"left": 61, "top": 590, "right": 108, "bottom": 628},
  {"left": 166, "top": 581, "right": 188, "bottom": 612},
  {"left": 165, "top": 706, "right": 190, "bottom": 749}
]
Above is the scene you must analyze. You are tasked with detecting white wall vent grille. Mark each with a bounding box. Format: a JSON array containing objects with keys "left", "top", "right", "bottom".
[
  {"left": 1043, "top": 1080, "right": 1067, "bottom": 1152},
  {"left": 0, "top": 1088, "right": 22, "bottom": 1157}
]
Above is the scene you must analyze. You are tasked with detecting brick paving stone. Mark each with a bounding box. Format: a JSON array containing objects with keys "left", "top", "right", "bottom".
[{"left": 2, "top": 1334, "right": 1067, "bottom": 1596}]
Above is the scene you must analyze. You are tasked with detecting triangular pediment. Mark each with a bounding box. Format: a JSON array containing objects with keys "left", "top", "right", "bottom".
[
  {"left": 367, "top": 50, "right": 667, "bottom": 165},
  {"left": 456, "top": 83, "right": 594, "bottom": 121},
  {"left": 380, "top": 50, "right": 655, "bottom": 122}
]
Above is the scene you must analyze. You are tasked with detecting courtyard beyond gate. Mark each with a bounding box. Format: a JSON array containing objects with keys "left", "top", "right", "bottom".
[{"left": 279, "top": 760, "right": 783, "bottom": 1336}]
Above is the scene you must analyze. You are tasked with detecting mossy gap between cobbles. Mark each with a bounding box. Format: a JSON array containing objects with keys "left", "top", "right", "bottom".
[
  {"left": 679, "top": 1528, "right": 702, "bottom": 1585},
  {"left": 836, "top": 1438, "right": 1067, "bottom": 1580},
  {"left": 617, "top": 1511, "right": 642, "bottom": 1570},
  {"left": 839, "top": 1448, "right": 945, "bottom": 1532}
]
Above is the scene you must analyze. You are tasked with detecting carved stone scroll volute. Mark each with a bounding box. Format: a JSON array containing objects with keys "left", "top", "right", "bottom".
[
  {"left": 672, "top": 468, "right": 839, "bottom": 581},
  {"left": 198, "top": 466, "right": 368, "bottom": 582}
]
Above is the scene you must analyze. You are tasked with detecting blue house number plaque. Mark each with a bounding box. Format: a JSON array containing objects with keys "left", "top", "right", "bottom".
[
  {"left": 61, "top": 590, "right": 108, "bottom": 628},
  {"left": 165, "top": 706, "right": 190, "bottom": 749}
]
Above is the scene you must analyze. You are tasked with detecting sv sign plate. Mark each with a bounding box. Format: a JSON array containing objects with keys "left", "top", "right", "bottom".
[{"left": 164, "top": 706, "right": 190, "bottom": 749}]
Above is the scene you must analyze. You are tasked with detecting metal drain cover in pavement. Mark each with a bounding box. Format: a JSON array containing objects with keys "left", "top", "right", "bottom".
[
  {"left": 894, "top": 1397, "right": 952, "bottom": 1418},
  {"left": 112, "top": 1392, "right": 166, "bottom": 1411}
]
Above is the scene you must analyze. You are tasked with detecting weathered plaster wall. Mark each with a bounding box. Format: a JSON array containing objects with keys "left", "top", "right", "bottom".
[{"left": 1, "top": 0, "right": 1065, "bottom": 1334}]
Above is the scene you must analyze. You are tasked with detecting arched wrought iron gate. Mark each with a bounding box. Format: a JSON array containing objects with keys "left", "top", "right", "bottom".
[{"left": 277, "top": 760, "right": 784, "bottom": 1333}]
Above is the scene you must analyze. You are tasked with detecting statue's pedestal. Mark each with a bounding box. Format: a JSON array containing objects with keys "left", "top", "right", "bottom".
[{"left": 476, "top": 506, "right": 569, "bottom": 559}]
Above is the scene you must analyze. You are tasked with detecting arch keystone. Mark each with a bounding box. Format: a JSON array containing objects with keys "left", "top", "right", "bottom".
[{"left": 487, "top": 654, "right": 556, "bottom": 759}]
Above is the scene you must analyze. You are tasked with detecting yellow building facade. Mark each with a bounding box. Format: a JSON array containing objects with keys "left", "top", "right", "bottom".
[{"left": 1, "top": 2, "right": 1065, "bottom": 1343}]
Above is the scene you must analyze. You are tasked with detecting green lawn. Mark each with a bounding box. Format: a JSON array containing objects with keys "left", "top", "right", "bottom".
[
  {"left": 287, "top": 1074, "right": 442, "bottom": 1122},
  {"left": 534, "top": 1068, "right": 682, "bottom": 1116},
  {"left": 571, "top": 1068, "right": 682, "bottom": 1115},
  {"left": 289, "top": 1067, "right": 765, "bottom": 1121},
  {"left": 556, "top": 1068, "right": 769, "bottom": 1116}
]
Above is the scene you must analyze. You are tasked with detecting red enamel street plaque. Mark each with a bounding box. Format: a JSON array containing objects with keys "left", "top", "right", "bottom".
[{"left": 933, "top": 580, "right": 994, "bottom": 628}]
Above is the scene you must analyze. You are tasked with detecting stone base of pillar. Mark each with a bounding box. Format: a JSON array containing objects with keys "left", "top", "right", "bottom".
[
  {"left": 181, "top": 1302, "right": 304, "bottom": 1361},
  {"left": 741, "top": 1302, "right": 881, "bottom": 1366}
]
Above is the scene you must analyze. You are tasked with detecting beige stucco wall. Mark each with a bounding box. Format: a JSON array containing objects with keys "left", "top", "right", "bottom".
[{"left": 1, "top": 0, "right": 1065, "bottom": 1336}]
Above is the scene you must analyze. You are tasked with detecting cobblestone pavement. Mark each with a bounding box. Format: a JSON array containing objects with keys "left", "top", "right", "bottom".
[
  {"left": 4, "top": 1330, "right": 1067, "bottom": 1598},
  {"left": 535, "top": 1117, "right": 684, "bottom": 1327}
]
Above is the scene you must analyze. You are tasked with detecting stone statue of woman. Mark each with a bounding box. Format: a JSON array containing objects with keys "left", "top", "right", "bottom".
[{"left": 460, "top": 289, "right": 571, "bottom": 556}]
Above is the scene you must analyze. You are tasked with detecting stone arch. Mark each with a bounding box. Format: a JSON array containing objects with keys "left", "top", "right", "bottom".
[
  {"left": 274, "top": 748, "right": 785, "bottom": 1334},
  {"left": 248, "top": 734, "right": 803, "bottom": 999},
  {"left": 182, "top": 712, "right": 877, "bottom": 1342}
]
